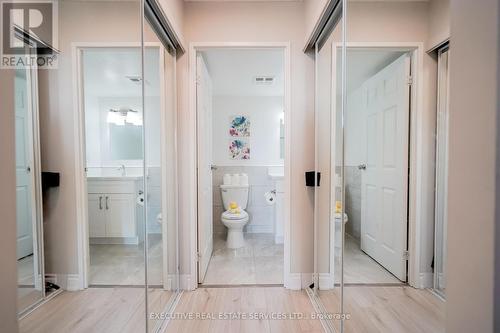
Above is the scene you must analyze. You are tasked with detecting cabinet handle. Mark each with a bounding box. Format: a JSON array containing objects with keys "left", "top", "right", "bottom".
[
  {"left": 106, "top": 196, "right": 109, "bottom": 210},
  {"left": 99, "top": 196, "right": 102, "bottom": 210}
]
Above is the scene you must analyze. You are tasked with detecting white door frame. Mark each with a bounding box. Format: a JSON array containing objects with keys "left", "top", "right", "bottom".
[
  {"left": 188, "top": 42, "right": 292, "bottom": 290},
  {"left": 328, "top": 41, "right": 429, "bottom": 289},
  {"left": 72, "top": 42, "right": 165, "bottom": 290}
]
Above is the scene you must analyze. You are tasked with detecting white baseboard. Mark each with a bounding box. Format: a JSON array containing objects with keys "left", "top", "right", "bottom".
[
  {"left": 285, "top": 273, "right": 313, "bottom": 290},
  {"left": 180, "top": 274, "right": 195, "bottom": 291},
  {"left": 319, "top": 273, "right": 334, "bottom": 290},
  {"left": 419, "top": 272, "right": 433, "bottom": 289},
  {"left": 45, "top": 273, "right": 81, "bottom": 291}
]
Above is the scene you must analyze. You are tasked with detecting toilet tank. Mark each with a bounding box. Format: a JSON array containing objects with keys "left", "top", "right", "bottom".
[{"left": 220, "top": 184, "right": 249, "bottom": 210}]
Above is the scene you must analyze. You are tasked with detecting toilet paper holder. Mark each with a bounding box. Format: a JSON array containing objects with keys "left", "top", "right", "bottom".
[{"left": 264, "top": 189, "right": 277, "bottom": 205}]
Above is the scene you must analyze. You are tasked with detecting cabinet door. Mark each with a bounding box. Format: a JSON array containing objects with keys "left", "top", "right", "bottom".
[
  {"left": 88, "top": 194, "right": 106, "bottom": 237},
  {"left": 106, "top": 194, "right": 136, "bottom": 237}
]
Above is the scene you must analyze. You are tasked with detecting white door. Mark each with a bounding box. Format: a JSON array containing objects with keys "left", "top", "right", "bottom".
[
  {"left": 360, "top": 54, "right": 411, "bottom": 281},
  {"left": 15, "top": 70, "right": 35, "bottom": 260},
  {"left": 196, "top": 54, "right": 213, "bottom": 283}
]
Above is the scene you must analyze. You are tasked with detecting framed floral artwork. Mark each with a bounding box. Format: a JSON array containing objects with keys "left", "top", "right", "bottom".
[
  {"left": 229, "top": 139, "right": 250, "bottom": 160},
  {"left": 229, "top": 115, "right": 250, "bottom": 137}
]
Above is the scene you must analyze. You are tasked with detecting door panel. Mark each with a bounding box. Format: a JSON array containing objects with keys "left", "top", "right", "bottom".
[
  {"left": 196, "top": 54, "right": 213, "bottom": 283},
  {"left": 360, "top": 54, "right": 410, "bottom": 281},
  {"left": 15, "top": 72, "right": 34, "bottom": 260}
]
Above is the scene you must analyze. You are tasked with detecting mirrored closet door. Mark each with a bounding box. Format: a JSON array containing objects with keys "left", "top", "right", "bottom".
[
  {"left": 15, "top": 65, "right": 44, "bottom": 316},
  {"left": 15, "top": 0, "right": 180, "bottom": 332},
  {"left": 309, "top": 1, "right": 346, "bottom": 333},
  {"left": 311, "top": 0, "right": 448, "bottom": 332},
  {"left": 143, "top": 10, "right": 180, "bottom": 332}
]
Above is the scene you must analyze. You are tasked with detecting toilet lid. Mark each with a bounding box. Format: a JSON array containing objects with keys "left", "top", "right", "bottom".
[{"left": 222, "top": 210, "right": 248, "bottom": 220}]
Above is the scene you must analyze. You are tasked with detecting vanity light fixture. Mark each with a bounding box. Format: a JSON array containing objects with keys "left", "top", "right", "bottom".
[{"left": 107, "top": 107, "right": 142, "bottom": 126}]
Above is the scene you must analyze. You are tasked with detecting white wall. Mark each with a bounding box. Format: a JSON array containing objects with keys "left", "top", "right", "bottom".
[
  {"left": 428, "top": 0, "right": 450, "bottom": 49},
  {"left": 447, "top": 0, "right": 499, "bottom": 331},
  {"left": 345, "top": 87, "right": 365, "bottom": 167},
  {"left": 178, "top": 1, "right": 315, "bottom": 283},
  {"left": 304, "top": 0, "right": 330, "bottom": 47},
  {"left": 212, "top": 96, "right": 284, "bottom": 166},
  {"left": 158, "top": 0, "right": 185, "bottom": 47}
]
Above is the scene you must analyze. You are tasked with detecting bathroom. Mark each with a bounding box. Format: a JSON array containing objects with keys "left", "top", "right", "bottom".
[{"left": 196, "top": 48, "right": 285, "bottom": 285}]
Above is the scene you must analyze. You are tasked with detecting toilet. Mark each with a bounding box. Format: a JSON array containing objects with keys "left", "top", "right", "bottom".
[{"left": 220, "top": 183, "right": 250, "bottom": 249}]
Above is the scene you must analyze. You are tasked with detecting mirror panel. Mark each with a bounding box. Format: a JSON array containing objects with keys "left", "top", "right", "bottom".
[
  {"left": 15, "top": 66, "right": 44, "bottom": 315},
  {"left": 143, "top": 18, "right": 179, "bottom": 332},
  {"left": 312, "top": 4, "right": 345, "bottom": 332}
]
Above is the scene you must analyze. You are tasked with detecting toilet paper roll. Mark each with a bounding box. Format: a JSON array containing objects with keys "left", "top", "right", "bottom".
[
  {"left": 240, "top": 173, "right": 249, "bottom": 186},
  {"left": 136, "top": 193, "right": 145, "bottom": 206},
  {"left": 264, "top": 190, "right": 276, "bottom": 205},
  {"left": 223, "top": 174, "right": 231, "bottom": 185},
  {"left": 231, "top": 174, "right": 240, "bottom": 185}
]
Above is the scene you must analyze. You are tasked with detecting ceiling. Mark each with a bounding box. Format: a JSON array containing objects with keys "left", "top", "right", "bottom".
[
  {"left": 343, "top": 49, "right": 407, "bottom": 93},
  {"left": 82, "top": 47, "right": 160, "bottom": 98},
  {"left": 201, "top": 48, "right": 284, "bottom": 96}
]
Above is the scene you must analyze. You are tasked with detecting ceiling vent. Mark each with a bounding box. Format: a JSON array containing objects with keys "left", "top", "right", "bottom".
[
  {"left": 254, "top": 76, "right": 275, "bottom": 85},
  {"left": 125, "top": 75, "right": 149, "bottom": 86},
  {"left": 126, "top": 75, "right": 141, "bottom": 83}
]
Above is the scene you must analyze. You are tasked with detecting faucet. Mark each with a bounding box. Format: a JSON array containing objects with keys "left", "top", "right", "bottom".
[{"left": 117, "top": 164, "right": 126, "bottom": 177}]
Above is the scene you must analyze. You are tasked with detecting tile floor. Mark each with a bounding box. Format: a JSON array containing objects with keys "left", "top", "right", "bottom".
[
  {"left": 89, "top": 234, "right": 163, "bottom": 286},
  {"left": 202, "top": 233, "right": 284, "bottom": 285},
  {"left": 337, "top": 234, "right": 402, "bottom": 284}
]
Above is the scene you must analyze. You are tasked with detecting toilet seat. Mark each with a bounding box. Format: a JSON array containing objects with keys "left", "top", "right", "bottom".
[{"left": 221, "top": 210, "right": 249, "bottom": 220}]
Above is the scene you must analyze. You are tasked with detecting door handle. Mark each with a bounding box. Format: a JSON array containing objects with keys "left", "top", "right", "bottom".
[
  {"left": 210, "top": 164, "right": 217, "bottom": 171},
  {"left": 99, "top": 196, "right": 103, "bottom": 210},
  {"left": 26, "top": 166, "right": 31, "bottom": 173},
  {"left": 358, "top": 164, "right": 367, "bottom": 170},
  {"left": 105, "top": 196, "right": 109, "bottom": 210}
]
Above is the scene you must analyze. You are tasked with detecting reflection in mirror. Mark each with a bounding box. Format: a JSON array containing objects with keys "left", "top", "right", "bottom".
[
  {"left": 339, "top": 0, "right": 448, "bottom": 332},
  {"left": 312, "top": 5, "right": 344, "bottom": 333},
  {"left": 144, "top": 12, "right": 179, "bottom": 333},
  {"left": 15, "top": 0, "right": 180, "bottom": 331},
  {"left": 434, "top": 45, "right": 449, "bottom": 298},
  {"left": 15, "top": 67, "right": 44, "bottom": 314},
  {"left": 82, "top": 47, "right": 145, "bottom": 286}
]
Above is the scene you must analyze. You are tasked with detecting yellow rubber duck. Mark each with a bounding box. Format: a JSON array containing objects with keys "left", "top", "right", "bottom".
[{"left": 229, "top": 201, "right": 241, "bottom": 214}]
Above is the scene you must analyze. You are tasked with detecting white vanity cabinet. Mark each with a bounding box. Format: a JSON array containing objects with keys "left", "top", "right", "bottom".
[{"left": 87, "top": 178, "right": 140, "bottom": 244}]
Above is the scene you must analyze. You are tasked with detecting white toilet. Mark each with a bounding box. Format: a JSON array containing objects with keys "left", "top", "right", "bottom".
[{"left": 220, "top": 184, "right": 250, "bottom": 249}]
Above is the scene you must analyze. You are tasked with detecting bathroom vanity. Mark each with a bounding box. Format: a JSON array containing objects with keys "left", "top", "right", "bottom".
[{"left": 87, "top": 177, "right": 142, "bottom": 244}]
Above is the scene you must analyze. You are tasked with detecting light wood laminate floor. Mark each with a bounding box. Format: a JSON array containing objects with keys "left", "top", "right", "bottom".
[
  {"left": 319, "top": 286, "right": 445, "bottom": 333},
  {"left": 19, "top": 286, "right": 444, "bottom": 333},
  {"left": 166, "top": 287, "right": 322, "bottom": 333},
  {"left": 19, "top": 288, "right": 173, "bottom": 333}
]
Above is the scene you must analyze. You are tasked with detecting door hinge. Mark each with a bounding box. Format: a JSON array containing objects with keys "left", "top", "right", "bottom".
[
  {"left": 403, "top": 250, "right": 409, "bottom": 260},
  {"left": 196, "top": 252, "right": 201, "bottom": 262},
  {"left": 195, "top": 75, "right": 201, "bottom": 86},
  {"left": 406, "top": 75, "right": 413, "bottom": 86}
]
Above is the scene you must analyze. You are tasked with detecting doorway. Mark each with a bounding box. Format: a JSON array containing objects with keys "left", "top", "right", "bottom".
[
  {"left": 193, "top": 45, "right": 290, "bottom": 286},
  {"left": 339, "top": 48, "right": 413, "bottom": 284}
]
